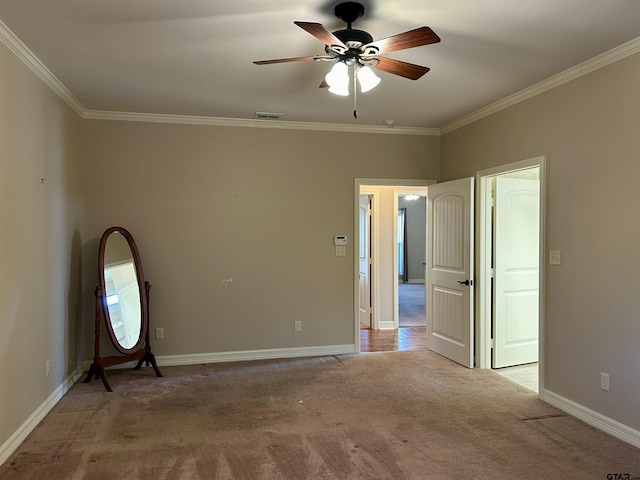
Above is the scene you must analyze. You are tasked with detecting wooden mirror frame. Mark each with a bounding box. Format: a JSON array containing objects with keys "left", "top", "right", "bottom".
[{"left": 84, "top": 226, "right": 162, "bottom": 391}]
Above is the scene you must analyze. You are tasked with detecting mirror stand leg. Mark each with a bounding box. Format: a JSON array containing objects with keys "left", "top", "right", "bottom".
[
  {"left": 96, "top": 365, "right": 112, "bottom": 392},
  {"left": 83, "top": 360, "right": 113, "bottom": 392},
  {"left": 84, "top": 286, "right": 113, "bottom": 391},
  {"left": 83, "top": 363, "right": 96, "bottom": 383},
  {"left": 150, "top": 354, "right": 163, "bottom": 378},
  {"left": 145, "top": 351, "right": 163, "bottom": 378},
  {"left": 132, "top": 350, "right": 162, "bottom": 378}
]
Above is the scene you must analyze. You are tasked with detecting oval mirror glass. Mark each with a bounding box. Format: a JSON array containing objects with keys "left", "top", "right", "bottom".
[{"left": 99, "top": 228, "right": 146, "bottom": 352}]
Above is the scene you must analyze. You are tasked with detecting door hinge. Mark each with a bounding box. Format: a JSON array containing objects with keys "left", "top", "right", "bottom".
[{"left": 488, "top": 338, "right": 494, "bottom": 349}]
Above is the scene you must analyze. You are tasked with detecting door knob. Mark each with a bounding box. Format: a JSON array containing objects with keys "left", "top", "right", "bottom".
[{"left": 458, "top": 279, "right": 472, "bottom": 286}]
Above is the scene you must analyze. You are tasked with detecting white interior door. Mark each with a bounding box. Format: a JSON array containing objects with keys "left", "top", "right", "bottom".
[
  {"left": 359, "top": 195, "right": 371, "bottom": 328},
  {"left": 426, "top": 178, "right": 474, "bottom": 367},
  {"left": 493, "top": 177, "right": 540, "bottom": 368}
]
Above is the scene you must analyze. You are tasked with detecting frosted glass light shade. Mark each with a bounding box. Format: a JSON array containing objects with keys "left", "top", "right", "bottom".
[
  {"left": 325, "top": 62, "right": 350, "bottom": 96},
  {"left": 357, "top": 66, "right": 381, "bottom": 92},
  {"left": 328, "top": 84, "right": 350, "bottom": 96}
]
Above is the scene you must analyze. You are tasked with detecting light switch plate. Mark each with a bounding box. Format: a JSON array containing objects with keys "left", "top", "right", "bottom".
[
  {"left": 336, "top": 246, "right": 346, "bottom": 257},
  {"left": 550, "top": 250, "right": 561, "bottom": 265}
]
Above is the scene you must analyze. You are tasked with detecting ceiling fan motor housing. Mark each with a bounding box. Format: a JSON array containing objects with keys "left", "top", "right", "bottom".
[
  {"left": 331, "top": 3, "right": 377, "bottom": 55},
  {"left": 333, "top": 28, "right": 373, "bottom": 48}
]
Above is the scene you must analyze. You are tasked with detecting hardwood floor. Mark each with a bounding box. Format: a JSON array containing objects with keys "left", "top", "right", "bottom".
[{"left": 360, "top": 326, "right": 428, "bottom": 352}]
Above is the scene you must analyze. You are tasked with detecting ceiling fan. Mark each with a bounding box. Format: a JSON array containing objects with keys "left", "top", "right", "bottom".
[{"left": 253, "top": 1, "right": 440, "bottom": 98}]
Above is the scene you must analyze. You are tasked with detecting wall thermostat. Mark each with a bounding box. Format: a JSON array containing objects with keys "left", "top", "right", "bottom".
[{"left": 334, "top": 235, "right": 348, "bottom": 246}]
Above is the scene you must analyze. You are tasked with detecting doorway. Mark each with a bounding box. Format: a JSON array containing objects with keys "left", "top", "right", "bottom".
[
  {"left": 396, "top": 193, "right": 426, "bottom": 328},
  {"left": 477, "top": 157, "right": 545, "bottom": 393},
  {"left": 354, "top": 180, "right": 434, "bottom": 353}
]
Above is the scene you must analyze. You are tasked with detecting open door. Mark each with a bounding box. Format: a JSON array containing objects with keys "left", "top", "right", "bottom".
[
  {"left": 359, "top": 195, "right": 372, "bottom": 328},
  {"left": 426, "top": 178, "right": 474, "bottom": 367},
  {"left": 492, "top": 177, "right": 539, "bottom": 368}
]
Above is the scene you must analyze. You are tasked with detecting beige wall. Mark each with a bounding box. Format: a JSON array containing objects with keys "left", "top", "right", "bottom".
[
  {"left": 80, "top": 120, "right": 440, "bottom": 357},
  {"left": 0, "top": 43, "right": 84, "bottom": 450},
  {"left": 398, "top": 196, "right": 426, "bottom": 281},
  {"left": 441, "top": 52, "right": 640, "bottom": 430}
]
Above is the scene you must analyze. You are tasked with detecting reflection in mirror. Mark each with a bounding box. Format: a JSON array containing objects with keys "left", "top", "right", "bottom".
[
  {"left": 103, "top": 234, "right": 142, "bottom": 349},
  {"left": 103, "top": 232, "right": 142, "bottom": 350}
]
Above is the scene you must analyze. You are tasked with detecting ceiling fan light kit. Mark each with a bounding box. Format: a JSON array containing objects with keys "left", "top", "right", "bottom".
[{"left": 254, "top": 1, "right": 440, "bottom": 116}]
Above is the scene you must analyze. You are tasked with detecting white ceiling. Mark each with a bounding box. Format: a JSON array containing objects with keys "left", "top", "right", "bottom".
[{"left": 1, "top": 0, "right": 639, "bottom": 130}]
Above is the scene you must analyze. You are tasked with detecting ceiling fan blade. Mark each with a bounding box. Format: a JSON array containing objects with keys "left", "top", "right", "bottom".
[
  {"left": 294, "top": 21, "right": 348, "bottom": 51},
  {"left": 253, "top": 55, "right": 331, "bottom": 65},
  {"left": 319, "top": 79, "right": 329, "bottom": 88},
  {"left": 361, "top": 27, "right": 440, "bottom": 54},
  {"left": 372, "top": 57, "right": 430, "bottom": 80}
]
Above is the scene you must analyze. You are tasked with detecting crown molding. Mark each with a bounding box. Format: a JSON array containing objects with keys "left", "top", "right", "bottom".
[
  {"left": 1, "top": 18, "right": 435, "bottom": 136},
  {"left": 440, "top": 35, "right": 640, "bottom": 135},
  {"left": 3, "top": 13, "right": 639, "bottom": 137},
  {"left": 82, "top": 109, "right": 439, "bottom": 136},
  {"left": 0, "top": 19, "right": 86, "bottom": 117}
]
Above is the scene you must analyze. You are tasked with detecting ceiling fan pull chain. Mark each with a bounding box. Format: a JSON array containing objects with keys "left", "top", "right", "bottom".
[{"left": 353, "top": 66, "right": 358, "bottom": 119}]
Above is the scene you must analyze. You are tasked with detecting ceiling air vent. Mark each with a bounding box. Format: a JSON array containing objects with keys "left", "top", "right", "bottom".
[{"left": 255, "top": 112, "right": 284, "bottom": 119}]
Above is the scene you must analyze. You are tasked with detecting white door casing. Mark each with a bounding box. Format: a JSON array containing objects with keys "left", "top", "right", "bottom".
[
  {"left": 493, "top": 177, "right": 540, "bottom": 368},
  {"left": 426, "top": 178, "right": 474, "bottom": 367}
]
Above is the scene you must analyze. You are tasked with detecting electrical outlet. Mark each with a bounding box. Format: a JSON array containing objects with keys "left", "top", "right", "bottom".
[
  {"left": 155, "top": 327, "right": 164, "bottom": 339},
  {"left": 600, "top": 373, "right": 610, "bottom": 391},
  {"left": 45, "top": 360, "right": 50, "bottom": 377},
  {"left": 335, "top": 246, "right": 346, "bottom": 257},
  {"left": 294, "top": 320, "right": 302, "bottom": 332}
]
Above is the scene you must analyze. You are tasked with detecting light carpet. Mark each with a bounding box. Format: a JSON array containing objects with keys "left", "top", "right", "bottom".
[{"left": 2, "top": 350, "right": 639, "bottom": 479}]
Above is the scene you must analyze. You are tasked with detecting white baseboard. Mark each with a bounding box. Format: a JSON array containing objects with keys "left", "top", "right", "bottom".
[
  {"left": 406, "top": 279, "right": 425, "bottom": 284},
  {"left": 153, "top": 344, "right": 356, "bottom": 367},
  {"left": 378, "top": 321, "right": 396, "bottom": 330},
  {"left": 0, "top": 362, "right": 88, "bottom": 466},
  {"left": 90, "top": 344, "right": 357, "bottom": 370},
  {"left": 540, "top": 388, "right": 640, "bottom": 448}
]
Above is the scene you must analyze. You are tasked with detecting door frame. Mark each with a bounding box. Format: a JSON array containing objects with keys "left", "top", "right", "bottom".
[
  {"left": 359, "top": 188, "right": 378, "bottom": 331},
  {"left": 476, "top": 157, "right": 546, "bottom": 386},
  {"left": 354, "top": 179, "right": 435, "bottom": 352}
]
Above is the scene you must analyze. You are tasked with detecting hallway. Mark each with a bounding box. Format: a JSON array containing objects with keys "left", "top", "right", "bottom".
[{"left": 398, "top": 283, "right": 425, "bottom": 327}]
